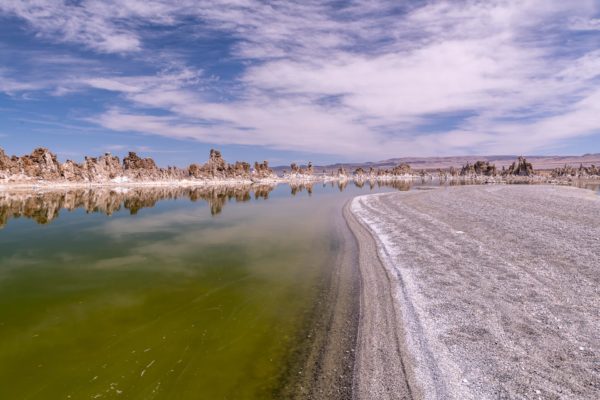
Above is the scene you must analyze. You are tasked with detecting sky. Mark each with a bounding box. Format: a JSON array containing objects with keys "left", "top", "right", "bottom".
[{"left": 1, "top": 0, "right": 599, "bottom": 167}]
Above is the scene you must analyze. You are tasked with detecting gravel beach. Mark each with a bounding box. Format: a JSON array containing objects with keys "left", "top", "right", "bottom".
[{"left": 348, "top": 185, "right": 600, "bottom": 399}]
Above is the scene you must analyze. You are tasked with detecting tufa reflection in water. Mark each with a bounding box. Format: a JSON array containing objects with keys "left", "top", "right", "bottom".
[
  {"left": 0, "top": 184, "right": 276, "bottom": 228},
  {"left": 288, "top": 179, "right": 416, "bottom": 196},
  {"left": 0, "top": 179, "right": 436, "bottom": 228}
]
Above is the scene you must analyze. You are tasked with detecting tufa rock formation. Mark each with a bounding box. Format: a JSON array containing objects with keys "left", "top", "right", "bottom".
[
  {"left": 337, "top": 167, "right": 348, "bottom": 177},
  {"left": 188, "top": 149, "right": 262, "bottom": 180},
  {"left": 58, "top": 153, "right": 124, "bottom": 182},
  {"left": 552, "top": 163, "right": 600, "bottom": 178},
  {"left": 204, "top": 149, "right": 227, "bottom": 177},
  {"left": 0, "top": 148, "right": 62, "bottom": 180},
  {"left": 0, "top": 148, "right": 16, "bottom": 179},
  {"left": 82, "top": 153, "right": 122, "bottom": 181},
  {"left": 352, "top": 163, "right": 414, "bottom": 179},
  {"left": 353, "top": 167, "right": 366, "bottom": 177},
  {"left": 123, "top": 152, "right": 158, "bottom": 172},
  {"left": 286, "top": 162, "right": 314, "bottom": 178},
  {"left": 551, "top": 164, "right": 577, "bottom": 178},
  {"left": 391, "top": 163, "right": 412, "bottom": 176},
  {"left": 24, "top": 148, "right": 62, "bottom": 180},
  {"left": 189, "top": 149, "right": 234, "bottom": 179},
  {"left": 122, "top": 151, "right": 186, "bottom": 181},
  {"left": 504, "top": 156, "right": 534, "bottom": 176},
  {"left": 0, "top": 147, "right": 276, "bottom": 184},
  {"left": 460, "top": 161, "right": 497, "bottom": 177},
  {"left": 580, "top": 164, "right": 599, "bottom": 176},
  {"left": 253, "top": 160, "right": 275, "bottom": 179},
  {"left": 232, "top": 161, "right": 252, "bottom": 177}
]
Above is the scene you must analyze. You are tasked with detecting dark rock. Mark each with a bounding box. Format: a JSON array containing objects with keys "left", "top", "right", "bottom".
[
  {"left": 460, "top": 161, "right": 497, "bottom": 176},
  {"left": 122, "top": 151, "right": 157, "bottom": 170},
  {"left": 505, "top": 156, "right": 534, "bottom": 176}
]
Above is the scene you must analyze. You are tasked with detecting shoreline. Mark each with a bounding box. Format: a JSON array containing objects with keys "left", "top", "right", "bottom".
[
  {"left": 344, "top": 199, "right": 417, "bottom": 400},
  {"left": 0, "top": 178, "right": 282, "bottom": 191},
  {"left": 348, "top": 185, "right": 600, "bottom": 399},
  {"left": 2, "top": 147, "right": 599, "bottom": 192},
  {"left": 1, "top": 175, "right": 598, "bottom": 193},
  {"left": 277, "top": 202, "right": 360, "bottom": 399}
]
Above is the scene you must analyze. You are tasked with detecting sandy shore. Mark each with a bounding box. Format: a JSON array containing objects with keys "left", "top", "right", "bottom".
[
  {"left": 344, "top": 202, "right": 415, "bottom": 400},
  {"left": 348, "top": 185, "right": 600, "bottom": 399}
]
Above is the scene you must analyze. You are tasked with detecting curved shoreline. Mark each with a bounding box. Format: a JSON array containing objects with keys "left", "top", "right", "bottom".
[
  {"left": 277, "top": 202, "right": 360, "bottom": 399},
  {"left": 344, "top": 199, "right": 416, "bottom": 400},
  {"left": 347, "top": 185, "right": 600, "bottom": 399},
  {"left": 289, "top": 198, "right": 419, "bottom": 400}
]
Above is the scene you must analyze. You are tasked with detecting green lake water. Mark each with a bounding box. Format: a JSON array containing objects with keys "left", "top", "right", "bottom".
[
  {"left": 0, "top": 182, "right": 405, "bottom": 399},
  {"left": 1, "top": 179, "right": 596, "bottom": 398}
]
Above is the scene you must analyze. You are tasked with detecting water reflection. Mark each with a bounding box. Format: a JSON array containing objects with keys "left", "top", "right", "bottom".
[
  {"left": 1, "top": 180, "right": 424, "bottom": 228},
  {"left": 2, "top": 178, "right": 598, "bottom": 228},
  {"left": 579, "top": 182, "right": 600, "bottom": 193},
  {"left": 0, "top": 184, "right": 276, "bottom": 228},
  {"left": 351, "top": 179, "right": 412, "bottom": 191},
  {"left": 0, "top": 183, "right": 341, "bottom": 400}
]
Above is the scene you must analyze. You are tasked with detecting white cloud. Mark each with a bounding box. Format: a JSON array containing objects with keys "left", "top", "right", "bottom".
[
  {"left": 0, "top": 69, "right": 46, "bottom": 93},
  {"left": 1, "top": 0, "right": 600, "bottom": 157},
  {"left": 0, "top": 1, "right": 142, "bottom": 53},
  {"left": 569, "top": 17, "right": 600, "bottom": 31}
]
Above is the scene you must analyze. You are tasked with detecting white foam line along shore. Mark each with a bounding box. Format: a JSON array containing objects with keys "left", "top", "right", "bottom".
[{"left": 348, "top": 185, "right": 600, "bottom": 399}]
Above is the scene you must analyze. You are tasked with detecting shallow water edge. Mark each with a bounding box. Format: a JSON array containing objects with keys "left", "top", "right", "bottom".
[{"left": 275, "top": 202, "right": 360, "bottom": 399}]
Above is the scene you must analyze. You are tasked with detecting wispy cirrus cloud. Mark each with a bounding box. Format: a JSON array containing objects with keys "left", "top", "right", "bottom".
[
  {"left": 0, "top": 67, "right": 48, "bottom": 94},
  {"left": 1, "top": 0, "right": 599, "bottom": 160},
  {"left": 0, "top": 0, "right": 151, "bottom": 53},
  {"left": 569, "top": 17, "right": 600, "bottom": 31}
]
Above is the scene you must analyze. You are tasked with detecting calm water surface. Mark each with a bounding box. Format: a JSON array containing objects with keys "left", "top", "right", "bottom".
[
  {"left": 0, "top": 181, "right": 410, "bottom": 399},
  {"left": 2, "top": 180, "right": 597, "bottom": 398}
]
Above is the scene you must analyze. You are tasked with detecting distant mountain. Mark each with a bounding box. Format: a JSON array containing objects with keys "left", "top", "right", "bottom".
[{"left": 273, "top": 154, "right": 600, "bottom": 173}]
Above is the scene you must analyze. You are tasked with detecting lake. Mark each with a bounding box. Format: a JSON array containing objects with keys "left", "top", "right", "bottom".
[
  {"left": 1, "top": 179, "right": 597, "bottom": 399},
  {"left": 0, "top": 181, "right": 411, "bottom": 399}
]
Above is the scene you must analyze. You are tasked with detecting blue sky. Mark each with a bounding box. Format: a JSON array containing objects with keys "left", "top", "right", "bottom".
[{"left": 1, "top": 0, "right": 600, "bottom": 167}]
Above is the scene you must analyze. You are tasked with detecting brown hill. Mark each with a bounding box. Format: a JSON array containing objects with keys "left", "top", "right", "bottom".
[{"left": 277, "top": 154, "right": 600, "bottom": 174}]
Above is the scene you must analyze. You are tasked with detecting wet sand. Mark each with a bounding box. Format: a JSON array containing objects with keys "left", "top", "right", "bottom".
[
  {"left": 277, "top": 205, "right": 360, "bottom": 399},
  {"left": 349, "top": 185, "right": 600, "bottom": 399}
]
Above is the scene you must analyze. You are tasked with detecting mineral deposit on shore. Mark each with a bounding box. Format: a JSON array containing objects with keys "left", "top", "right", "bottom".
[{"left": 349, "top": 185, "right": 599, "bottom": 399}]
